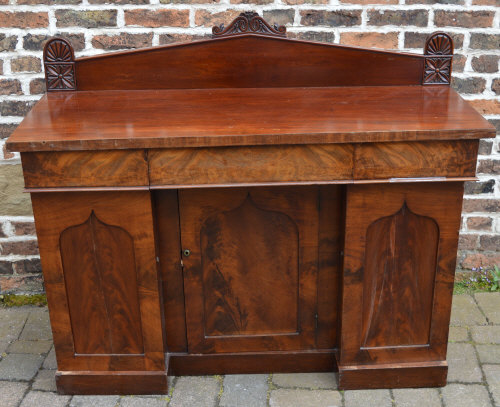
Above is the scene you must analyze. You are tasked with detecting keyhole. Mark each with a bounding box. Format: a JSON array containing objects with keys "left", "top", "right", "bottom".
[{"left": 183, "top": 249, "right": 191, "bottom": 257}]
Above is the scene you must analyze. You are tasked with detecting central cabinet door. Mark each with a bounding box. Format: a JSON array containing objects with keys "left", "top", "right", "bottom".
[{"left": 179, "top": 187, "right": 319, "bottom": 353}]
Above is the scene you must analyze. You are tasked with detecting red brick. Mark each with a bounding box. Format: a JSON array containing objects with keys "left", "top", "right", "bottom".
[
  {"left": 282, "top": 0, "right": 327, "bottom": 4},
  {"left": 12, "top": 222, "right": 37, "bottom": 236},
  {"left": 342, "top": 0, "right": 397, "bottom": 3},
  {"left": 472, "top": 0, "right": 497, "bottom": 4},
  {"left": 463, "top": 199, "right": 500, "bottom": 213},
  {"left": 0, "top": 12, "right": 48, "bottom": 28},
  {"left": 0, "top": 240, "right": 39, "bottom": 256},
  {"left": 11, "top": 56, "right": 41, "bottom": 73},
  {"left": 92, "top": 33, "right": 153, "bottom": 50},
  {"left": 368, "top": 9, "right": 428, "bottom": 27},
  {"left": 231, "top": 0, "right": 273, "bottom": 4},
  {"left": 2, "top": 144, "right": 14, "bottom": 160},
  {"left": 263, "top": 9, "right": 295, "bottom": 26},
  {"left": 195, "top": 10, "right": 241, "bottom": 27},
  {"left": 0, "top": 275, "right": 43, "bottom": 294},
  {"left": 404, "top": 32, "right": 464, "bottom": 50},
  {"left": 461, "top": 253, "right": 500, "bottom": 270},
  {"left": 300, "top": 10, "right": 362, "bottom": 27},
  {"left": 493, "top": 79, "right": 500, "bottom": 96},
  {"left": 466, "top": 216, "right": 492, "bottom": 231},
  {"left": 453, "top": 54, "right": 466, "bottom": 73},
  {"left": 0, "top": 261, "right": 13, "bottom": 275},
  {"left": 0, "top": 124, "right": 18, "bottom": 139},
  {"left": 470, "top": 99, "right": 500, "bottom": 116},
  {"left": 29, "top": 78, "right": 46, "bottom": 95},
  {"left": 55, "top": 10, "right": 117, "bottom": 28},
  {"left": 158, "top": 33, "right": 209, "bottom": 44},
  {"left": 471, "top": 55, "right": 499, "bottom": 74},
  {"left": 340, "top": 32, "right": 398, "bottom": 49},
  {"left": 458, "top": 234, "right": 478, "bottom": 250},
  {"left": 161, "top": 0, "right": 217, "bottom": 3},
  {"left": 125, "top": 9, "right": 189, "bottom": 27},
  {"left": 12, "top": 259, "right": 41, "bottom": 274},
  {"left": 288, "top": 31, "right": 335, "bottom": 43},
  {"left": 0, "top": 79, "right": 22, "bottom": 95},
  {"left": 480, "top": 235, "right": 500, "bottom": 252},
  {"left": 434, "top": 11, "right": 494, "bottom": 28},
  {"left": 477, "top": 159, "right": 500, "bottom": 175}
]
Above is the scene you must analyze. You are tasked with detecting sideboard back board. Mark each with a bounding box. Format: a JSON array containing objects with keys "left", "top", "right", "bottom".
[{"left": 6, "top": 12, "right": 496, "bottom": 394}]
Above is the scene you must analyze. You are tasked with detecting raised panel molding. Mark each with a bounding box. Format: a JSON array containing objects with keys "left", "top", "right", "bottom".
[
  {"left": 362, "top": 202, "right": 438, "bottom": 348},
  {"left": 60, "top": 211, "right": 144, "bottom": 355},
  {"left": 201, "top": 194, "right": 299, "bottom": 336}
]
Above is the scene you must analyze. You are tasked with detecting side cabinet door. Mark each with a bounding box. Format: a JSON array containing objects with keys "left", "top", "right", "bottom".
[
  {"left": 31, "top": 191, "right": 164, "bottom": 372},
  {"left": 340, "top": 182, "right": 463, "bottom": 367},
  {"left": 179, "top": 187, "right": 319, "bottom": 353}
]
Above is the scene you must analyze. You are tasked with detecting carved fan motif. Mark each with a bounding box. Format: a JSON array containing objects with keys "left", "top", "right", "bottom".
[
  {"left": 423, "top": 32, "right": 453, "bottom": 85},
  {"left": 43, "top": 38, "right": 76, "bottom": 91},
  {"left": 45, "top": 39, "right": 74, "bottom": 62},
  {"left": 212, "top": 12, "right": 286, "bottom": 38}
]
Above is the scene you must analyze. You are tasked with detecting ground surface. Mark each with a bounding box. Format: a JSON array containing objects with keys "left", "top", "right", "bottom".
[{"left": 0, "top": 292, "right": 499, "bottom": 407}]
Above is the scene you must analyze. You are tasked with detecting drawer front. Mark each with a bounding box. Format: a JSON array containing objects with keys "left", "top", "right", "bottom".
[
  {"left": 354, "top": 140, "right": 478, "bottom": 180},
  {"left": 22, "top": 150, "right": 149, "bottom": 188},
  {"left": 149, "top": 144, "right": 354, "bottom": 186}
]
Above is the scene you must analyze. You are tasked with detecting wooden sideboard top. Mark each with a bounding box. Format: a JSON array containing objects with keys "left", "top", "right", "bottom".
[{"left": 7, "top": 85, "right": 495, "bottom": 152}]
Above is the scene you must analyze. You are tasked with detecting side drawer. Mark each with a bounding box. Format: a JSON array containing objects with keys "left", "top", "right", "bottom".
[
  {"left": 22, "top": 150, "right": 149, "bottom": 188},
  {"left": 149, "top": 144, "right": 354, "bottom": 187},
  {"left": 354, "top": 140, "right": 479, "bottom": 180}
]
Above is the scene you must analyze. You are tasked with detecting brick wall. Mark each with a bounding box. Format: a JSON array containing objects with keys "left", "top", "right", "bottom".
[{"left": 0, "top": 1, "right": 498, "bottom": 294}]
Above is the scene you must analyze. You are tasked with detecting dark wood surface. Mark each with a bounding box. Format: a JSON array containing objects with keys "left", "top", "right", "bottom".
[
  {"left": 7, "top": 86, "right": 494, "bottom": 153},
  {"left": 8, "top": 15, "right": 488, "bottom": 392},
  {"left": 340, "top": 182, "right": 463, "bottom": 369}
]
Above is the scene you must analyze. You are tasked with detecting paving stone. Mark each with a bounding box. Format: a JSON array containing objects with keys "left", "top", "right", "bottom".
[
  {"left": 441, "top": 383, "right": 492, "bottom": 407},
  {"left": 20, "top": 391, "right": 71, "bottom": 407},
  {"left": 471, "top": 325, "right": 500, "bottom": 344},
  {"left": 450, "top": 295, "right": 487, "bottom": 326},
  {"left": 7, "top": 340, "right": 52, "bottom": 354},
  {"left": 0, "top": 380, "right": 29, "bottom": 407},
  {"left": 120, "top": 396, "right": 167, "bottom": 406},
  {"left": 169, "top": 376, "right": 219, "bottom": 407},
  {"left": 272, "top": 372, "right": 337, "bottom": 389},
  {"left": 393, "top": 388, "right": 441, "bottom": 407},
  {"left": 475, "top": 292, "right": 500, "bottom": 324},
  {"left": 19, "top": 308, "right": 52, "bottom": 340},
  {"left": 476, "top": 344, "right": 500, "bottom": 363},
  {"left": 43, "top": 346, "right": 57, "bottom": 369},
  {"left": 70, "top": 395, "right": 120, "bottom": 407},
  {"left": 344, "top": 389, "right": 391, "bottom": 407},
  {"left": 32, "top": 369, "right": 56, "bottom": 391},
  {"left": 0, "top": 341, "right": 9, "bottom": 353},
  {"left": 220, "top": 374, "right": 268, "bottom": 407},
  {"left": 0, "top": 353, "right": 44, "bottom": 380},
  {"left": 448, "top": 326, "right": 469, "bottom": 342},
  {"left": 270, "top": 389, "right": 342, "bottom": 407},
  {"left": 0, "top": 309, "right": 29, "bottom": 342},
  {"left": 483, "top": 365, "right": 500, "bottom": 406},
  {"left": 447, "top": 343, "right": 482, "bottom": 382}
]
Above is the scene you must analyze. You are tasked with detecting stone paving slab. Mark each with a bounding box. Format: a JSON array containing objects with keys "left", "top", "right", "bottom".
[{"left": 0, "top": 292, "right": 498, "bottom": 407}]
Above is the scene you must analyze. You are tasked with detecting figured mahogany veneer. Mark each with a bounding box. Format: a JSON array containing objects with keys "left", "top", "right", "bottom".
[{"left": 6, "top": 12, "right": 496, "bottom": 395}]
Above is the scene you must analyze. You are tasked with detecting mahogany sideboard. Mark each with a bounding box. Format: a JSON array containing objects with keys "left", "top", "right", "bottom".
[{"left": 6, "top": 12, "right": 496, "bottom": 394}]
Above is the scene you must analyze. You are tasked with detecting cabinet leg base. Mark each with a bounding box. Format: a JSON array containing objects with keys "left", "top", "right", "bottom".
[
  {"left": 338, "top": 361, "right": 447, "bottom": 389},
  {"left": 55, "top": 371, "right": 168, "bottom": 395}
]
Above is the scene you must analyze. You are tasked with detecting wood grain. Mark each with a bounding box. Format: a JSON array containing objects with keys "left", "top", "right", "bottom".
[
  {"left": 30, "top": 192, "right": 164, "bottom": 373},
  {"left": 149, "top": 145, "right": 353, "bottom": 186},
  {"left": 7, "top": 87, "right": 495, "bottom": 153},
  {"left": 60, "top": 211, "right": 143, "bottom": 354},
  {"left": 22, "top": 151, "right": 148, "bottom": 187},
  {"left": 74, "top": 35, "right": 424, "bottom": 91},
  {"left": 340, "top": 182, "right": 464, "bottom": 368},
  {"left": 362, "top": 203, "right": 437, "bottom": 348},
  {"left": 179, "top": 187, "right": 319, "bottom": 353},
  {"left": 354, "top": 141, "right": 478, "bottom": 180}
]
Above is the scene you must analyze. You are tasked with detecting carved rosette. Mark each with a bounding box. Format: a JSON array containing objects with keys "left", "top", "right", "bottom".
[
  {"left": 212, "top": 12, "right": 286, "bottom": 38},
  {"left": 423, "top": 32, "right": 453, "bottom": 85},
  {"left": 43, "top": 38, "right": 76, "bottom": 91}
]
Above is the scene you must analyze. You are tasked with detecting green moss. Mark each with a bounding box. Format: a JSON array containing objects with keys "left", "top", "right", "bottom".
[{"left": 0, "top": 294, "right": 47, "bottom": 307}]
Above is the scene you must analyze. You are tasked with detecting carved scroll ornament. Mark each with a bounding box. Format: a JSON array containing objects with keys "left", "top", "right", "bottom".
[
  {"left": 423, "top": 32, "right": 453, "bottom": 85},
  {"left": 44, "top": 38, "right": 76, "bottom": 91},
  {"left": 212, "top": 12, "right": 286, "bottom": 38}
]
